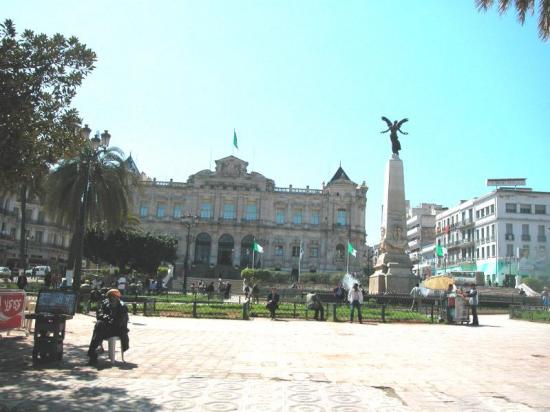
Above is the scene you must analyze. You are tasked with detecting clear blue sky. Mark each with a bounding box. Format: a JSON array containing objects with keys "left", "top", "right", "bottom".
[{"left": 4, "top": 1, "right": 550, "bottom": 244}]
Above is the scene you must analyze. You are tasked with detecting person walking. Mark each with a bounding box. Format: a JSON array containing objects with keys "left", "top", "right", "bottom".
[
  {"left": 17, "top": 271, "right": 28, "bottom": 291},
  {"left": 348, "top": 283, "right": 363, "bottom": 324},
  {"left": 410, "top": 283, "right": 422, "bottom": 312},
  {"left": 467, "top": 283, "right": 479, "bottom": 326},
  {"left": 266, "top": 287, "right": 280, "bottom": 320}
]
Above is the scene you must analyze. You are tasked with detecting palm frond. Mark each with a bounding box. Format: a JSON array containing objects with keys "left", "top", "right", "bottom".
[
  {"left": 475, "top": 0, "right": 494, "bottom": 11},
  {"left": 515, "top": 0, "right": 535, "bottom": 24},
  {"left": 540, "top": 0, "right": 550, "bottom": 39}
]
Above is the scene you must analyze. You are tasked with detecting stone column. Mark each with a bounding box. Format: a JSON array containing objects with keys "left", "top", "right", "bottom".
[{"left": 369, "top": 155, "right": 415, "bottom": 294}]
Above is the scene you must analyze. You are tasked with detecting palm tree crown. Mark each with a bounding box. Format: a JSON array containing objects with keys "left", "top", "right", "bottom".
[
  {"left": 45, "top": 145, "right": 135, "bottom": 231},
  {"left": 476, "top": 0, "right": 550, "bottom": 41}
]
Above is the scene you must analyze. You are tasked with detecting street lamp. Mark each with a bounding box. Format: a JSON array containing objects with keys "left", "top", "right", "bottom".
[
  {"left": 73, "top": 125, "right": 111, "bottom": 291},
  {"left": 25, "top": 231, "right": 31, "bottom": 270},
  {"left": 181, "top": 215, "right": 198, "bottom": 294}
]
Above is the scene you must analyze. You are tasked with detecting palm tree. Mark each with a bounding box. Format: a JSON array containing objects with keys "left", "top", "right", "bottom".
[
  {"left": 475, "top": 0, "right": 550, "bottom": 41},
  {"left": 45, "top": 135, "right": 135, "bottom": 290}
]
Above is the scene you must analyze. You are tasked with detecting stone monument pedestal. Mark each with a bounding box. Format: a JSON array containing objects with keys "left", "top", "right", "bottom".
[{"left": 369, "top": 155, "right": 415, "bottom": 294}]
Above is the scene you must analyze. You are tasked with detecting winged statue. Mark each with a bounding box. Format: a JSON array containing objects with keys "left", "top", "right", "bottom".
[{"left": 381, "top": 116, "right": 409, "bottom": 155}]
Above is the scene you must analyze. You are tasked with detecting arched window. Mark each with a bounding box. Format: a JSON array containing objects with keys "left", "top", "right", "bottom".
[
  {"left": 336, "top": 244, "right": 345, "bottom": 260},
  {"left": 240, "top": 235, "right": 254, "bottom": 267},
  {"left": 217, "top": 234, "right": 234, "bottom": 265},
  {"left": 194, "top": 233, "right": 211, "bottom": 264}
]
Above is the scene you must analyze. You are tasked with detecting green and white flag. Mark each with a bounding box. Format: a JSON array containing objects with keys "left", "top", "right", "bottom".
[
  {"left": 253, "top": 240, "right": 264, "bottom": 254},
  {"left": 347, "top": 242, "right": 357, "bottom": 257},
  {"left": 233, "top": 129, "right": 238, "bottom": 149},
  {"left": 436, "top": 244, "right": 447, "bottom": 257}
]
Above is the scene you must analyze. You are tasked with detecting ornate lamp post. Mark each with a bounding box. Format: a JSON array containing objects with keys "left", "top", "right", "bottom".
[
  {"left": 25, "top": 231, "right": 31, "bottom": 270},
  {"left": 181, "top": 215, "right": 198, "bottom": 293},
  {"left": 73, "top": 125, "right": 111, "bottom": 291}
]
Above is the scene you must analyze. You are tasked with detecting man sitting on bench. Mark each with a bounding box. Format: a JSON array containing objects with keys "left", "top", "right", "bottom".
[{"left": 87, "top": 289, "right": 129, "bottom": 365}]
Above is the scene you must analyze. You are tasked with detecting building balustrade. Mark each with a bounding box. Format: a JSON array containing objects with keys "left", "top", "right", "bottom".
[
  {"left": 538, "top": 235, "right": 547, "bottom": 242},
  {"left": 274, "top": 186, "right": 323, "bottom": 194},
  {"left": 521, "top": 234, "right": 531, "bottom": 241}
]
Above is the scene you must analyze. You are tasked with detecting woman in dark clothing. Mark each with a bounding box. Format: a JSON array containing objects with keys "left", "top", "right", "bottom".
[{"left": 87, "top": 289, "right": 129, "bottom": 365}]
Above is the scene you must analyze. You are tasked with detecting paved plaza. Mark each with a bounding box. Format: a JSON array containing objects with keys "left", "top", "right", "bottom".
[{"left": 1, "top": 313, "right": 549, "bottom": 411}]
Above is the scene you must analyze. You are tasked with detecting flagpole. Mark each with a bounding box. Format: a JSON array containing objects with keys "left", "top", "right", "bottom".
[
  {"left": 346, "top": 240, "right": 350, "bottom": 274},
  {"left": 297, "top": 240, "right": 302, "bottom": 283},
  {"left": 252, "top": 238, "right": 255, "bottom": 270}
]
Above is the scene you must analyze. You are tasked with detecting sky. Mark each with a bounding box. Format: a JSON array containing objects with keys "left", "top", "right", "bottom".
[{"left": 3, "top": 1, "right": 550, "bottom": 244}]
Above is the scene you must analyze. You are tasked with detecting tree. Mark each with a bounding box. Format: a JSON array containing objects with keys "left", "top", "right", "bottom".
[
  {"left": 0, "top": 19, "right": 96, "bottom": 268},
  {"left": 83, "top": 228, "right": 178, "bottom": 275},
  {"left": 475, "top": 0, "right": 550, "bottom": 41},
  {"left": 44, "top": 144, "right": 135, "bottom": 290}
]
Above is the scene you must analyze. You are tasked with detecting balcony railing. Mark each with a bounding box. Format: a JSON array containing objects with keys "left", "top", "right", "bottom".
[
  {"left": 538, "top": 235, "right": 547, "bottom": 242},
  {"left": 459, "top": 218, "right": 474, "bottom": 227},
  {"left": 521, "top": 234, "right": 531, "bottom": 241},
  {"left": 505, "top": 233, "right": 515, "bottom": 241}
]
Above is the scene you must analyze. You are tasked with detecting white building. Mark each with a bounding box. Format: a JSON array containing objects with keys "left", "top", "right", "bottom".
[
  {"left": 406, "top": 203, "right": 446, "bottom": 279},
  {"left": 434, "top": 188, "right": 550, "bottom": 285}
]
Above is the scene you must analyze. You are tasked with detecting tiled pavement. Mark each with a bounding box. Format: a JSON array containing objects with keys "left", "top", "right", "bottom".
[{"left": 1, "top": 314, "right": 549, "bottom": 411}]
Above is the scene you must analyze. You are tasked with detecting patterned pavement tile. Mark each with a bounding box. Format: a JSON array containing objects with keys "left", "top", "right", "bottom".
[{"left": 1, "top": 314, "right": 550, "bottom": 411}]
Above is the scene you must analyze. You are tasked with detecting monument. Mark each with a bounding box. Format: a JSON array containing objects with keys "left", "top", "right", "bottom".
[{"left": 369, "top": 117, "right": 415, "bottom": 294}]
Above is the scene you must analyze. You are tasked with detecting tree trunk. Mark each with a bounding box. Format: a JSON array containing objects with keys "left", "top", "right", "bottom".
[
  {"left": 18, "top": 185, "right": 27, "bottom": 270},
  {"left": 73, "top": 164, "right": 90, "bottom": 292}
]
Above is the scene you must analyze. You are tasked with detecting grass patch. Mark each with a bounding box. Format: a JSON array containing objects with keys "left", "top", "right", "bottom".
[
  {"left": 510, "top": 309, "right": 550, "bottom": 323},
  {"left": 117, "top": 298, "right": 431, "bottom": 323}
]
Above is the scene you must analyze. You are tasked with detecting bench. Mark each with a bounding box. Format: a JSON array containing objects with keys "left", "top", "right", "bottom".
[{"left": 121, "top": 295, "right": 156, "bottom": 316}]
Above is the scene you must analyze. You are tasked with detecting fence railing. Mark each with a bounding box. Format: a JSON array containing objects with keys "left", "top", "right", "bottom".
[
  {"left": 119, "top": 293, "right": 436, "bottom": 323},
  {"left": 509, "top": 305, "right": 550, "bottom": 322}
]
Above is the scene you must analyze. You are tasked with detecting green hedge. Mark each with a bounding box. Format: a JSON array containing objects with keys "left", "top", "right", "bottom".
[{"left": 241, "top": 268, "right": 347, "bottom": 285}]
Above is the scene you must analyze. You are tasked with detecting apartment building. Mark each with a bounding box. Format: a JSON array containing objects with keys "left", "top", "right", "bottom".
[{"left": 434, "top": 188, "right": 550, "bottom": 285}]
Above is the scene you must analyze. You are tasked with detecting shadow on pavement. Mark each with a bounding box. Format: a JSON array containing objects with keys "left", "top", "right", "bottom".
[{"left": 0, "top": 335, "right": 156, "bottom": 412}]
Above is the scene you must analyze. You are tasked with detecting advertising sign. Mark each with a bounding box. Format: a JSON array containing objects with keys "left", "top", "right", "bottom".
[
  {"left": 0, "top": 290, "right": 26, "bottom": 331},
  {"left": 36, "top": 291, "right": 77, "bottom": 316},
  {"left": 486, "top": 178, "right": 526, "bottom": 187}
]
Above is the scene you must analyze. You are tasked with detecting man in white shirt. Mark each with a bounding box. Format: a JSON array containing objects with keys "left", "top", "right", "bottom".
[
  {"left": 117, "top": 275, "right": 127, "bottom": 295},
  {"left": 348, "top": 283, "right": 363, "bottom": 324}
]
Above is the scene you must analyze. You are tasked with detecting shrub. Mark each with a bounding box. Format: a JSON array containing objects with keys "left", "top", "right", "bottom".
[
  {"left": 523, "top": 277, "right": 548, "bottom": 292},
  {"left": 241, "top": 268, "right": 271, "bottom": 284}
]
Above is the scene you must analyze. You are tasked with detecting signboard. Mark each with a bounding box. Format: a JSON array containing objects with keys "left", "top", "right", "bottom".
[
  {"left": 36, "top": 291, "right": 77, "bottom": 316},
  {"left": 0, "top": 290, "right": 26, "bottom": 331},
  {"left": 486, "top": 178, "right": 526, "bottom": 187}
]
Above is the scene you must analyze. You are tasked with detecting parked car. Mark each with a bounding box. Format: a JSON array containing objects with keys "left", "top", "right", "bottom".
[
  {"left": 0, "top": 266, "right": 11, "bottom": 279},
  {"left": 32, "top": 266, "right": 51, "bottom": 277}
]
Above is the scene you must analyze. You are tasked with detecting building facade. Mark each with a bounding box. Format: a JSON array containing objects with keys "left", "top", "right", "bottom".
[
  {"left": 0, "top": 194, "right": 70, "bottom": 271},
  {"left": 434, "top": 188, "right": 550, "bottom": 285},
  {"left": 406, "top": 203, "right": 446, "bottom": 279},
  {"left": 135, "top": 156, "right": 368, "bottom": 276}
]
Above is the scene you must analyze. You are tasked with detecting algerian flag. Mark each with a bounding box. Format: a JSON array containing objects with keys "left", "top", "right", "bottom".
[
  {"left": 347, "top": 242, "right": 357, "bottom": 257},
  {"left": 233, "top": 129, "right": 238, "bottom": 149},
  {"left": 436, "top": 245, "right": 447, "bottom": 257},
  {"left": 299, "top": 243, "right": 304, "bottom": 260},
  {"left": 253, "top": 240, "right": 263, "bottom": 253}
]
